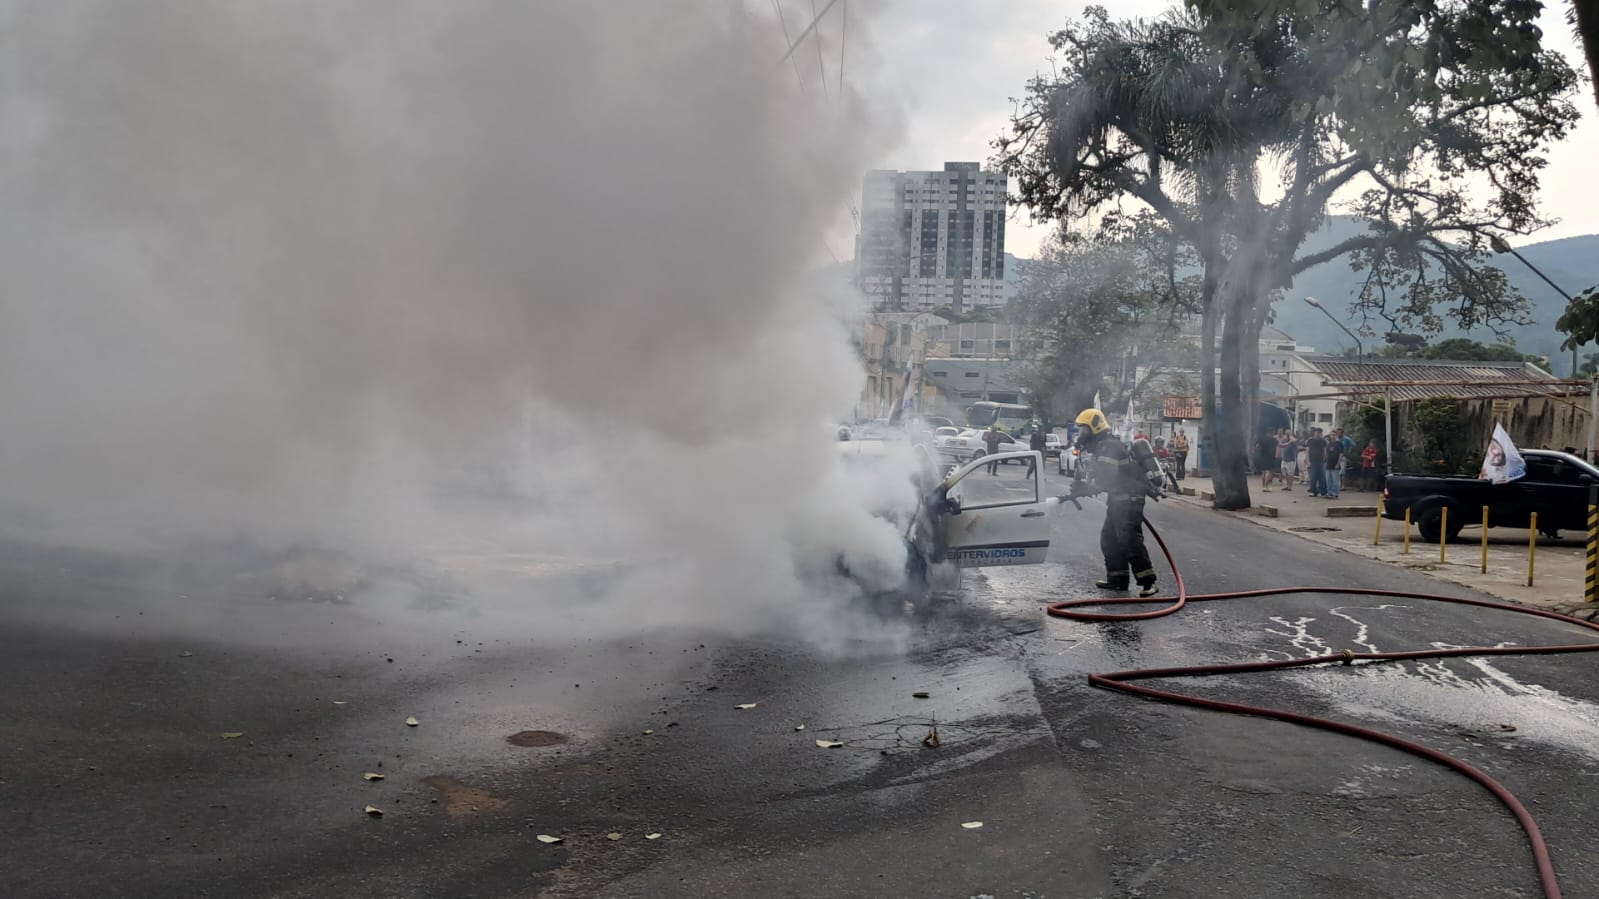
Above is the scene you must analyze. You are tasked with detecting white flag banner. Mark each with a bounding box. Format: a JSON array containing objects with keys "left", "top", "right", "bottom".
[
  {"left": 888, "top": 360, "right": 914, "bottom": 426},
  {"left": 1480, "top": 423, "right": 1527, "bottom": 484}
]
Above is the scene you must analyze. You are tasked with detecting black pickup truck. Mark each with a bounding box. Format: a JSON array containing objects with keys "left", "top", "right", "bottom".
[{"left": 1382, "top": 449, "right": 1599, "bottom": 541}]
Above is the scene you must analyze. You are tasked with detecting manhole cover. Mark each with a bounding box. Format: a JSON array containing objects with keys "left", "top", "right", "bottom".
[
  {"left": 1288, "top": 526, "right": 1341, "bottom": 533},
  {"left": 507, "top": 730, "right": 567, "bottom": 748}
]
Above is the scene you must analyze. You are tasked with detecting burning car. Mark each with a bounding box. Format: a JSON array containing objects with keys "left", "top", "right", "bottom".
[{"left": 833, "top": 438, "right": 1054, "bottom": 605}]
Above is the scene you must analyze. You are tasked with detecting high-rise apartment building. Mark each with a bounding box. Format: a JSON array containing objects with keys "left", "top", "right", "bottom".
[{"left": 855, "top": 162, "right": 1007, "bottom": 311}]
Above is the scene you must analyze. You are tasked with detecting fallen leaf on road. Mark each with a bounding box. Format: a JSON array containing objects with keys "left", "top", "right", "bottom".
[
  {"left": 179, "top": 651, "right": 193, "bottom": 658},
  {"left": 364, "top": 805, "right": 384, "bottom": 817},
  {"left": 363, "top": 772, "right": 385, "bottom": 781},
  {"left": 735, "top": 703, "right": 757, "bottom": 710},
  {"left": 405, "top": 716, "right": 419, "bottom": 727},
  {"left": 642, "top": 729, "right": 654, "bottom": 735},
  {"left": 645, "top": 833, "right": 662, "bottom": 840},
  {"left": 815, "top": 740, "right": 844, "bottom": 749},
  {"left": 219, "top": 732, "right": 244, "bottom": 739},
  {"left": 1499, "top": 723, "right": 1517, "bottom": 732},
  {"left": 607, "top": 832, "right": 623, "bottom": 841},
  {"left": 961, "top": 821, "right": 983, "bottom": 830},
  {"left": 794, "top": 724, "right": 805, "bottom": 731},
  {"left": 912, "top": 691, "right": 930, "bottom": 699},
  {"left": 332, "top": 701, "right": 347, "bottom": 706},
  {"left": 536, "top": 834, "right": 563, "bottom": 844}
]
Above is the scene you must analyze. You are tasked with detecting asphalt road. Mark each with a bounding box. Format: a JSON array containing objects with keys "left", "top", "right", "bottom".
[{"left": 5, "top": 466, "right": 1599, "bottom": 898}]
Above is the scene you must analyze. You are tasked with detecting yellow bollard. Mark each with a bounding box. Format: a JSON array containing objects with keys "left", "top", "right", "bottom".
[
  {"left": 1528, "top": 512, "right": 1538, "bottom": 587},
  {"left": 1439, "top": 506, "right": 1448, "bottom": 563},
  {"left": 1587, "top": 486, "right": 1598, "bottom": 603},
  {"left": 1403, "top": 508, "right": 1412, "bottom": 554},
  {"left": 1481, "top": 506, "right": 1490, "bottom": 574},
  {"left": 1373, "top": 497, "right": 1385, "bottom": 545}
]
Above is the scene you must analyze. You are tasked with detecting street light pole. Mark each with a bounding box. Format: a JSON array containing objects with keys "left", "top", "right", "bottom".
[{"left": 1304, "top": 296, "right": 1363, "bottom": 364}]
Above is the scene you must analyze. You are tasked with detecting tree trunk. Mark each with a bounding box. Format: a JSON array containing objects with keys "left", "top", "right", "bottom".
[
  {"left": 1199, "top": 276, "right": 1218, "bottom": 480},
  {"left": 1211, "top": 300, "right": 1253, "bottom": 509},
  {"left": 1244, "top": 306, "right": 1269, "bottom": 446}
]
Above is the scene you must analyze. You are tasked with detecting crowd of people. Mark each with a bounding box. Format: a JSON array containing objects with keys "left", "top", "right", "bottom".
[{"left": 1254, "top": 426, "right": 1382, "bottom": 496}]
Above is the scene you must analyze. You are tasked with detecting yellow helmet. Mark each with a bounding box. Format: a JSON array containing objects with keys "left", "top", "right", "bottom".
[{"left": 1074, "top": 408, "right": 1110, "bottom": 436}]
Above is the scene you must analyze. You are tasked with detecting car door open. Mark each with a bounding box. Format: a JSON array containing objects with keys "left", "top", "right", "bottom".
[{"left": 940, "top": 451, "right": 1051, "bottom": 567}]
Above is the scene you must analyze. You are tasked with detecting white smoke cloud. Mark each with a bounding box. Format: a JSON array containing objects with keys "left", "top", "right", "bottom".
[{"left": 0, "top": 1, "right": 921, "bottom": 647}]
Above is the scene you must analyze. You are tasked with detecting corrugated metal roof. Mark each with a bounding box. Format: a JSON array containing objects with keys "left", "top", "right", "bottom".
[{"left": 1296, "top": 355, "right": 1575, "bottom": 402}]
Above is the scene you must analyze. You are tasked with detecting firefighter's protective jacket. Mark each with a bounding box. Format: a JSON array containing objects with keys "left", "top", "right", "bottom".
[{"left": 1084, "top": 437, "right": 1162, "bottom": 502}]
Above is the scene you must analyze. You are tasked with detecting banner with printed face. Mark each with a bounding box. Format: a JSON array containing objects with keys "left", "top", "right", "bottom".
[{"left": 1479, "top": 422, "right": 1527, "bottom": 484}]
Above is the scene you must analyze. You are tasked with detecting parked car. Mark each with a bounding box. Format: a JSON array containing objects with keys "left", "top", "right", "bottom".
[
  {"left": 1382, "top": 449, "right": 1599, "bottom": 541},
  {"left": 1058, "top": 445, "right": 1080, "bottom": 476},
  {"left": 1043, "top": 433, "right": 1064, "bottom": 460},
  {"left": 933, "top": 428, "right": 1021, "bottom": 465}
]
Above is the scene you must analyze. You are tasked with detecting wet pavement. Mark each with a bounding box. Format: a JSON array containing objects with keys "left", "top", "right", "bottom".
[
  {"left": 5, "top": 471, "right": 1599, "bottom": 898},
  {"left": 1167, "top": 478, "right": 1599, "bottom": 615}
]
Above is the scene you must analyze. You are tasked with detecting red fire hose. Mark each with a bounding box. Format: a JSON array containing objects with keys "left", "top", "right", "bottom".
[{"left": 1046, "top": 517, "right": 1599, "bottom": 899}]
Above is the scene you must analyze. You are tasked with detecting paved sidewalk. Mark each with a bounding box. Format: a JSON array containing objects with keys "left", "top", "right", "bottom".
[{"left": 1164, "top": 477, "right": 1599, "bottom": 620}]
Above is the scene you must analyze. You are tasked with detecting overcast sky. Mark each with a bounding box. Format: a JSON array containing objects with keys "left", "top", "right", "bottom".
[{"left": 847, "top": 0, "right": 1599, "bottom": 258}]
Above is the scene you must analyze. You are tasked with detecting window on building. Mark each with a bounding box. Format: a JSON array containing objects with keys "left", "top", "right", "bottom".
[
  {"left": 932, "top": 371, "right": 947, "bottom": 377},
  {"left": 964, "top": 372, "right": 980, "bottom": 378},
  {"left": 960, "top": 340, "right": 975, "bottom": 349},
  {"left": 1318, "top": 413, "right": 1333, "bottom": 422},
  {"left": 995, "top": 339, "right": 1011, "bottom": 351}
]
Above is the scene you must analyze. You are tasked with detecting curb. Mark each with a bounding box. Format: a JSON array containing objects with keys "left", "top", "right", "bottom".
[{"left": 1162, "top": 490, "right": 1586, "bottom": 615}]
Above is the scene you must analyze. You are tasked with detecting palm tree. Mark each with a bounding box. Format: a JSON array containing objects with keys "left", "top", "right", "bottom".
[{"left": 1572, "top": 1, "right": 1599, "bottom": 107}]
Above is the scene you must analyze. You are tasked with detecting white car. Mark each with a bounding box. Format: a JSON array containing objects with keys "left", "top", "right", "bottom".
[
  {"left": 934, "top": 428, "right": 1021, "bottom": 465},
  {"left": 832, "top": 449, "right": 1055, "bottom": 606}
]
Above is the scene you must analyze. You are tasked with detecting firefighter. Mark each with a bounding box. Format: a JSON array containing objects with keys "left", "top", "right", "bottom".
[{"left": 1067, "top": 408, "right": 1162, "bottom": 597}]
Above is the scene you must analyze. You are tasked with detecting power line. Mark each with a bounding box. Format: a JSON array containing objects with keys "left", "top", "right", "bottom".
[
  {"left": 771, "top": 0, "right": 807, "bottom": 95},
  {"left": 838, "top": 0, "right": 847, "bottom": 96},
  {"left": 811, "top": 0, "right": 829, "bottom": 100},
  {"left": 775, "top": 0, "right": 842, "bottom": 68}
]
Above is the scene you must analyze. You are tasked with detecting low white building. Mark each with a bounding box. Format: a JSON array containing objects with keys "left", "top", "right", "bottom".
[{"left": 1277, "top": 355, "right": 1561, "bottom": 430}]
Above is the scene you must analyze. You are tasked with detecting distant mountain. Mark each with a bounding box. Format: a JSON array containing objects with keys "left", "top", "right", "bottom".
[
  {"left": 1272, "top": 217, "right": 1599, "bottom": 374},
  {"left": 835, "top": 222, "right": 1599, "bottom": 366}
]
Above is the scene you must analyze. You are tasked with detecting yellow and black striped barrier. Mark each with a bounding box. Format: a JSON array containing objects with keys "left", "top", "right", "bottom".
[{"left": 1587, "top": 486, "right": 1598, "bottom": 604}]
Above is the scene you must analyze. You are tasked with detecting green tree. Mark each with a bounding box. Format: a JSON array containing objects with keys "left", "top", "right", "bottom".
[
  {"left": 1419, "top": 338, "right": 1530, "bottom": 362},
  {"left": 1410, "top": 397, "right": 1469, "bottom": 474},
  {"left": 998, "top": 1, "right": 1579, "bottom": 508},
  {"left": 1012, "top": 216, "right": 1202, "bottom": 431}
]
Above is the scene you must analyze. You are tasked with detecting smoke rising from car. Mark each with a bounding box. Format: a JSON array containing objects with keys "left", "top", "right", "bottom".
[{"left": 0, "top": 1, "right": 923, "bottom": 649}]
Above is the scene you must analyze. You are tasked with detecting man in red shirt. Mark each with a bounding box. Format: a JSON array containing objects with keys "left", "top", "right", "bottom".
[{"left": 1361, "top": 439, "right": 1380, "bottom": 490}]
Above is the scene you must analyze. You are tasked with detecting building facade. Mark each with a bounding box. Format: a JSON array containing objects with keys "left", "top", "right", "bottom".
[
  {"left": 855, "top": 162, "right": 1007, "bottom": 312},
  {"left": 854, "top": 312, "right": 939, "bottom": 422}
]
